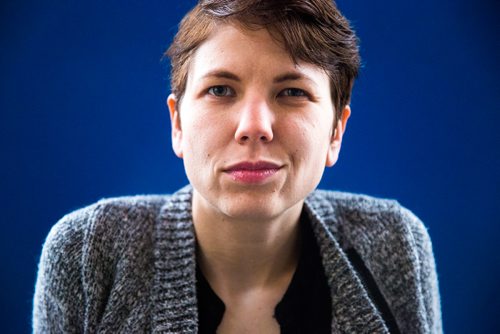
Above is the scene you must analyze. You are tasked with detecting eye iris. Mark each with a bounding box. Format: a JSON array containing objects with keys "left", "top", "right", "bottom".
[
  {"left": 211, "top": 86, "right": 227, "bottom": 96},
  {"left": 286, "top": 88, "right": 304, "bottom": 96}
]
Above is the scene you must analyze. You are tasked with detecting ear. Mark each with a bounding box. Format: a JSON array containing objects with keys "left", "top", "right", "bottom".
[
  {"left": 326, "top": 105, "right": 351, "bottom": 167},
  {"left": 167, "top": 94, "right": 183, "bottom": 158}
]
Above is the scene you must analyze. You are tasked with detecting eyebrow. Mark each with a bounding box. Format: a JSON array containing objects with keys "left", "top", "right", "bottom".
[
  {"left": 201, "top": 70, "right": 241, "bottom": 82},
  {"left": 200, "top": 69, "right": 317, "bottom": 85},
  {"left": 273, "top": 72, "right": 312, "bottom": 84}
]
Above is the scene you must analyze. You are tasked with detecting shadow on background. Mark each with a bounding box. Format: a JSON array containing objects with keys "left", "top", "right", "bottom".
[{"left": 1, "top": 0, "right": 498, "bottom": 332}]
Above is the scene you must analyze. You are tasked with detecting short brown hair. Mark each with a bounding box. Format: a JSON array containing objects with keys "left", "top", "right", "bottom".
[{"left": 166, "top": 0, "right": 360, "bottom": 122}]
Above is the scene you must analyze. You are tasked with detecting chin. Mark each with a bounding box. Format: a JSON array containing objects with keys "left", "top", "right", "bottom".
[
  {"left": 216, "top": 193, "right": 301, "bottom": 223},
  {"left": 223, "top": 204, "right": 280, "bottom": 222},
  {"left": 192, "top": 182, "right": 307, "bottom": 223}
]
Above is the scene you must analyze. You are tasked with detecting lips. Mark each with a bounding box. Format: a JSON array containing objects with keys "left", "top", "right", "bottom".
[{"left": 223, "top": 161, "right": 282, "bottom": 184}]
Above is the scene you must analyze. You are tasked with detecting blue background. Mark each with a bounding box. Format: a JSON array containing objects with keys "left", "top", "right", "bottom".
[{"left": 1, "top": 0, "right": 498, "bottom": 332}]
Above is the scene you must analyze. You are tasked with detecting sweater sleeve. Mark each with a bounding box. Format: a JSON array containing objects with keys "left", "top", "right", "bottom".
[
  {"left": 33, "top": 207, "right": 92, "bottom": 334},
  {"left": 401, "top": 207, "right": 443, "bottom": 334}
]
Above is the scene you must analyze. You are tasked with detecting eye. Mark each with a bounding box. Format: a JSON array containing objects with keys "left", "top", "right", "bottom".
[
  {"left": 279, "top": 88, "right": 309, "bottom": 98},
  {"left": 207, "top": 85, "right": 234, "bottom": 97}
]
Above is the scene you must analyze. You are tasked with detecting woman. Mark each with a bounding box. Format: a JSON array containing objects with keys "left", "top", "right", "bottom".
[{"left": 33, "top": 0, "right": 442, "bottom": 333}]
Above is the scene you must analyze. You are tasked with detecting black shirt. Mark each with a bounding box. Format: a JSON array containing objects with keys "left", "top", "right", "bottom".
[{"left": 196, "top": 212, "right": 332, "bottom": 333}]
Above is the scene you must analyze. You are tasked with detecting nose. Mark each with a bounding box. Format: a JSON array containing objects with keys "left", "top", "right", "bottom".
[{"left": 234, "top": 98, "right": 274, "bottom": 144}]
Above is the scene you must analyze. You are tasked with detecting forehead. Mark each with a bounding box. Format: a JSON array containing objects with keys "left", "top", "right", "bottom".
[
  {"left": 196, "top": 24, "right": 286, "bottom": 60},
  {"left": 186, "top": 23, "right": 328, "bottom": 84}
]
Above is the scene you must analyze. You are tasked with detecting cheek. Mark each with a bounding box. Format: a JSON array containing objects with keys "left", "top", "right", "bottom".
[
  {"left": 183, "top": 113, "right": 231, "bottom": 164},
  {"left": 287, "top": 117, "right": 331, "bottom": 158}
]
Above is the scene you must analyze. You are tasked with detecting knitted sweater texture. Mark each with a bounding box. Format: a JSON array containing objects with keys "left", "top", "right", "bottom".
[{"left": 33, "top": 186, "right": 442, "bottom": 333}]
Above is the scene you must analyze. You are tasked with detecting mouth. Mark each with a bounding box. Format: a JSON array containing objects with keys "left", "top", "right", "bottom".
[{"left": 223, "top": 161, "right": 282, "bottom": 184}]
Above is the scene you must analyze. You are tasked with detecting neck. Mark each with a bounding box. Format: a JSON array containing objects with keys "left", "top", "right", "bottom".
[{"left": 192, "top": 191, "right": 303, "bottom": 296}]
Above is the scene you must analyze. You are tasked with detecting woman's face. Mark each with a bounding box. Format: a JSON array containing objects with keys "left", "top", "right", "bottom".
[{"left": 168, "top": 23, "right": 349, "bottom": 223}]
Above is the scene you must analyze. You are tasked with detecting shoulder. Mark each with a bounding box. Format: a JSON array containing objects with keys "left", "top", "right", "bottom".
[
  {"left": 38, "top": 194, "right": 171, "bottom": 273},
  {"left": 34, "top": 195, "right": 173, "bottom": 332},
  {"left": 307, "top": 189, "right": 429, "bottom": 248},
  {"left": 37, "top": 194, "right": 171, "bottom": 293},
  {"left": 307, "top": 189, "right": 442, "bottom": 332},
  {"left": 308, "top": 189, "right": 403, "bottom": 220},
  {"left": 45, "top": 194, "right": 170, "bottom": 250},
  {"left": 306, "top": 189, "right": 435, "bottom": 276}
]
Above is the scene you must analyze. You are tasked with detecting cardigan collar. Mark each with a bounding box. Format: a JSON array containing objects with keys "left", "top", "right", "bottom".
[
  {"left": 304, "top": 191, "right": 389, "bottom": 333},
  {"left": 153, "top": 186, "right": 389, "bottom": 333},
  {"left": 153, "top": 186, "right": 198, "bottom": 333}
]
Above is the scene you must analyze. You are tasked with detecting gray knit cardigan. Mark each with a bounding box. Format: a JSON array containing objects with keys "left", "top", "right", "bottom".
[{"left": 33, "top": 186, "right": 442, "bottom": 333}]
